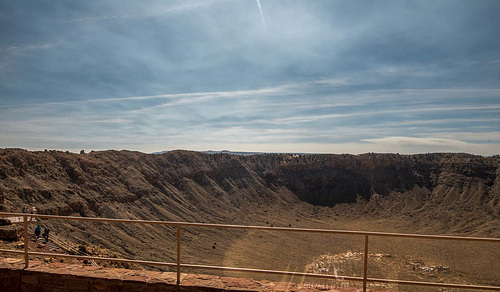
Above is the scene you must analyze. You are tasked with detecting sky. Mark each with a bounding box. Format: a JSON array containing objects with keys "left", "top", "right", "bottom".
[{"left": 0, "top": 0, "right": 499, "bottom": 155}]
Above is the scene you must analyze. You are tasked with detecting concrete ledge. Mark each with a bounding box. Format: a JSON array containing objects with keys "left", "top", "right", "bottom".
[{"left": 0, "top": 258, "right": 387, "bottom": 291}]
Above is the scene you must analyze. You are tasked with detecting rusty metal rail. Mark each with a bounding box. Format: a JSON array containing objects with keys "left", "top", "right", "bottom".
[{"left": 0, "top": 212, "right": 499, "bottom": 291}]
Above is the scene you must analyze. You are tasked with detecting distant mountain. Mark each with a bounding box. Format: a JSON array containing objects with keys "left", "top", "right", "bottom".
[
  {"left": 153, "top": 150, "right": 313, "bottom": 156},
  {"left": 202, "top": 150, "right": 262, "bottom": 156},
  {"left": 152, "top": 149, "right": 263, "bottom": 156}
]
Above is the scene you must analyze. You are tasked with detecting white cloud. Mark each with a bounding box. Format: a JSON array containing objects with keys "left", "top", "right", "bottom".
[
  {"left": 356, "top": 136, "right": 499, "bottom": 155},
  {"left": 131, "top": 84, "right": 295, "bottom": 112},
  {"left": 89, "top": 118, "right": 130, "bottom": 124},
  {"left": 247, "top": 105, "right": 500, "bottom": 125},
  {"left": 422, "top": 132, "right": 500, "bottom": 142},
  {"left": 6, "top": 43, "right": 54, "bottom": 53},
  {"left": 362, "top": 136, "right": 469, "bottom": 147},
  {"left": 376, "top": 118, "right": 500, "bottom": 127},
  {"left": 314, "top": 78, "right": 352, "bottom": 86},
  {"left": 1, "top": 80, "right": 498, "bottom": 155},
  {"left": 0, "top": 83, "right": 297, "bottom": 110}
]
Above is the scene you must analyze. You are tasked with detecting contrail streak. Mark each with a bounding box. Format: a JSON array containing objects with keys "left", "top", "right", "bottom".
[{"left": 255, "top": 0, "right": 266, "bottom": 29}]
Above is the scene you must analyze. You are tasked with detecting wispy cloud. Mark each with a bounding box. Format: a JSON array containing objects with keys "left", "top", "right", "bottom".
[
  {"left": 89, "top": 118, "right": 130, "bottom": 124},
  {"left": 0, "top": 40, "right": 64, "bottom": 73},
  {"left": 362, "top": 136, "right": 469, "bottom": 147},
  {"left": 357, "top": 136, "right": 499, "bottom": 155},
  {"left": 247, "top": 105, "right": 500, "bottom": 125},
  {"left": 130, "top": 84, "right": 295, "bottom": 112},
  {"left": 255, "top": 0, "right": 266, "bottom": 29},
  {"left": 375, "top": 118, "right": 500, "bottom": 128},
  {"left": 61, "top": 1, "right": 225, "bottom": 23},
  {"left": 5, "top": 42, "right": 58, "bottom": 53},
  {"left": 0, "top": 83, "right": 296, "bottom": 110},
  {"left": 1, "top": 81, "right": 498, "bottom": 154},
  {"left": 62, "top": 14, "right": 130, "bottom": 23},
  {"left": 421, "top": 132, "right": 500, "bottom": 142}
]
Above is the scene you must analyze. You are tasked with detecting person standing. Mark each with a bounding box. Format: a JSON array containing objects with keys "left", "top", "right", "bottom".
[
  {"left": 30, "top": 206, "right": 37, "bottom": 221},
  {"left": 34, "top": 225, "right": 41, "bottom": 240},
  {"left": 42, "top": 226, "right": 50, "bottom": 243}
]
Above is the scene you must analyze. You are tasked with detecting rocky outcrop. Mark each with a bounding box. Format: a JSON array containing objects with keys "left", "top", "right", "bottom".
[
  {"left": 0, "top": 225, "right": 23, "bottom": 241},
  {"left": 245, "top": 153, "right": 498, "bottom": 208}
]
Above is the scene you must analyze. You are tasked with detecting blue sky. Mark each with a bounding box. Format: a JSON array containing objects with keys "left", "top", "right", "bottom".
[{"left": 1, "top": 0, "right": 499, "bottom": 154}]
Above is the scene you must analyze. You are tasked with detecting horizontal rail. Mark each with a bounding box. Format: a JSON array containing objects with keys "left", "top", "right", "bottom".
[
  {"left": 180, "top": 263, "right": 363, "bottom": 281},
  {"left": 0, "top": 248, "right": 360, "bottom": 281},
  {"left": 0, "top": 248, "right": 25, "bottom": 255},
  {"left": 1, "top": 248, "right": 498, "bottom": 291},
  {"left": 186, "top": 264, "right": 500, "bottom": 291},
  {"left": 366, "top": 277, "right": 500, "bottom": 291},
  {"left": 1, "top": 212, "right": 499, "bottom": 242},
  {"left": 26, "top": 250, "right": 177, "bottom": 268}
]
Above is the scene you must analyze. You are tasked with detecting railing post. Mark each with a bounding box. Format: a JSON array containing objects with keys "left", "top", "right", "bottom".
[
  {"left": 363, "top": 234, "right": 369, "bottom": 292},
  {"left": 176, "top": 224, "right": 181, "bottom": 286},
  {"left": 23, "top": 214, "right": 29, "bottom": 268}
]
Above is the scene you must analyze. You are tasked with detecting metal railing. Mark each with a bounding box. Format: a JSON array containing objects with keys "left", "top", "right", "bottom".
[
  {"left": 45, "top": 234, "right": 99, "bottom": 267},
  {"left": 0, "top": 212, "right": 499, "bottom": 291}
]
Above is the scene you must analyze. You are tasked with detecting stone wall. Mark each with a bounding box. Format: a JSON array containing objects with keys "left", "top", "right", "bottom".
[{"left": 0, "top": 258, "right": 184, "bottom": 292}]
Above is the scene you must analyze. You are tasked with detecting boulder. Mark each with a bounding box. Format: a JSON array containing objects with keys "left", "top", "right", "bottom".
[
  {"left": 0, "top": 218, "right": 12, "bottom": 226},
  {"left": 0, "top": 225, "right": 23, "bottom": 241}
]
